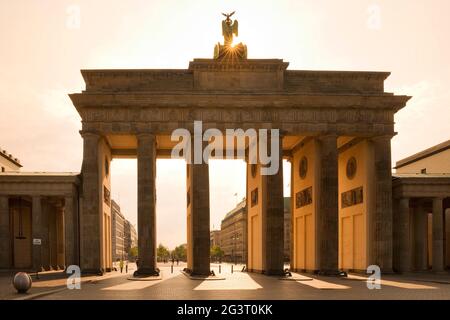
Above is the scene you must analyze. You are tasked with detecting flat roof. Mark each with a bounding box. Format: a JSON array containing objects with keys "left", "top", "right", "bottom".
[
  {"left": 222, "top": 199, "right": 246, "bottom": 221},
  {"left": 0, "top": 172, "right": 81, "bottom": 185},
  {"left": 395, "top": 139, "right": 450, "bottom": 169},
  {"left": 393, "top": 173, "right": 450, "bottom": 178},
  {"left": 0, "top": 172, "right": 79, "bottom": 176}
]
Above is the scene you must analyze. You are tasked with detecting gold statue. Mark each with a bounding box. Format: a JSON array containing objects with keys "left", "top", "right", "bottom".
[
  {"left": 222, "top": 11, "right": 238, "bottom": 47},
  {"left": 214, "top": 12, "right": 247, "bottom": 60}
]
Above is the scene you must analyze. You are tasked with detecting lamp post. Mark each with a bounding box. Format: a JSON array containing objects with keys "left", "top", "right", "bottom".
[
  {"left": 232, "top": 233, "right": 239, "bottom": 265},
  {"left": 122, "top": 232, "right": 125, "bottom": 261}
]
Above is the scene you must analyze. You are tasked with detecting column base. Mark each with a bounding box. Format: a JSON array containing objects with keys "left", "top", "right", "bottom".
[
  {"left": 183, "top": 268, "right": 212, "bottom": 277},
  {"left": 246, "top": 268, "right": 263, "bottom": 274},
  {"left": 379, "top": 268, "right": 395, "bottom": 275},
  {"left": 246, "top": 268, "right": 286, "bottom": 276},
  {"left": 264, "top": 269, "right": 286, "bottom": 276},
  {"left": 134, "top": 267, "right": 160, "bottom": 277},
  {"left": 82, "top": 268, "right": 105, "bottom": 276},
  {"left": 315, "top": 269, "right": 347, "bottom": 277},
  {"left": 392, "top": 268, "right": 412, "bottom": 274}
]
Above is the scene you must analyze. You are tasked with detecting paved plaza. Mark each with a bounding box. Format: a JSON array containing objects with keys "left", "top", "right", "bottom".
[{"left": 1, "top": 263, "right": 447, "bottom": 300}]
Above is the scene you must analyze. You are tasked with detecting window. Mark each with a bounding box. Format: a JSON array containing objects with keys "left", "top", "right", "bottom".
[
  {"left": 421, "top": 168, "right": 427, "bottom": 174},
  {"left": 1, "top": 167, "right": 5, "bottom": 172}
]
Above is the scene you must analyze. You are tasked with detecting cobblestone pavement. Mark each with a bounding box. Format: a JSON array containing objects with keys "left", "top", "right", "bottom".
[{"left": 32, "top": 263, "right": 450, "bottom": 300}]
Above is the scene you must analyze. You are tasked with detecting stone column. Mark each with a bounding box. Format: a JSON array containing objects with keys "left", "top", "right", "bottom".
[
  {"left": 289, "top": 158, "right": 294, "bottom": 271},
  {"left": 446, "top": 205, "right": 450, "bottom": 269},
  {"left": 187, "top": 160, "right": 211, "bottom": 276},
  {"left": 80, "top": 131, "right": 102, "bottom": 273},
  {"left": 0, "top": 196, "right": 10, "bottom": 269},
  {"left": 396, "top": 198, "right": 411, "bottom": 272},
  {"left": 136, "top": 133, "right": 158, "bottom": 276},
  {"left": 372, "top": 136, "right": 393, "bottom": 272},
  {"left": 41, "top": 199, "right": 50, "bottom": 270},
  {"left": 56, "top": 205, "right": 65, "bottom": 269},
  {"left": 414, "top": 203, "right": 427, "bottom": 271},
  {"left": 316, "top": 135, "right": 339, "bottom": 274},
  {"left": 32, "top": 196, "right": 44, "bottom": 271},
  {"left": 46, "top": 202, "right": 56, "bottom": 270},
  {"left": 263, "top": 133, "right": 284, "bottom": 275},
  {"left": 64, "top": 196, "right": 76, "bottom": 268},
  {"left": 432, "top": 197, "right": 444, "bottom": 272}
]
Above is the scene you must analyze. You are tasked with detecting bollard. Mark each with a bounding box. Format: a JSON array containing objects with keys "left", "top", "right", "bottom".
[
  {"left": 13, "top": 272, "right": 32, "bottom": 294},
  {"left": 231, "top": 265, "right": 233, "bottom": 274},
  {"left": 171, "top": 264, "right": 173, "bottom": 274},
  {"left": 219, "top": 265, "right": 221, "bottom": 274}
]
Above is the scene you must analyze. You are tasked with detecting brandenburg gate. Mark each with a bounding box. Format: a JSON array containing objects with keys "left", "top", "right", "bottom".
[{"left": 69, "top": 15, "right": 410, "bottom": 276}]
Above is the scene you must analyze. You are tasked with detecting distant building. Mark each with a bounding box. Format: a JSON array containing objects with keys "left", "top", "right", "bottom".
[
  {"left": 220, "top": 199, "right": 247, "bottom": 263},
  {"left": 111, "top": 200, "right": 137, "bottom": 262},
  {"left": 0, "top": 148, "right": 22, "bottom": 172},
  {"left": 395, "top": 139, "right": 450, "bottom": 174},
  {"left": 220, "top": 197, "right": 292, "bottom": 264},
  {"left": 284, "top": 197, "right": 291, "bottom": 262},
  {"left": 210, "top": 230, "right": 221, "bottom": 247},
  {"left": 124, "top": 219, "right": 137, "bottom": 259},
  {"left": 393, "top": 139, "right": 450, "bottom": 271},
  {"left": 111, "top": 200, "right": 126, "bottom": 261}
]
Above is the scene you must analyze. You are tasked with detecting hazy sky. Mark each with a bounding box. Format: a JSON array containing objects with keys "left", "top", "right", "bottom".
[{"left": 1, "top": 0, "right": 449, "bottom": 249}]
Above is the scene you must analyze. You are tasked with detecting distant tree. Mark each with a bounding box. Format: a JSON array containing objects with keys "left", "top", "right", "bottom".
[
  {"left": 157, "top": 244, "right": 170, "bottom": 262},
  {"left": 129, "top": 246, "right": 138, "bottom": 261},
  {"left": 210, "top": 245, "right": 224, "bottom": 262},
  {"left": 172, "top": 244, "right": 187, "bottom": 261}
]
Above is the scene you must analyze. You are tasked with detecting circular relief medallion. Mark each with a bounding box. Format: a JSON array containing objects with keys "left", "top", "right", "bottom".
[
  {"left": 299, "top": 156, "right": 308, "bottom": 179},
  {"left": 346, "top": 157, "right": 357, "bottom": 180},
  {"left": 251, "top": 164, "right": 257, "bottom": 178}
]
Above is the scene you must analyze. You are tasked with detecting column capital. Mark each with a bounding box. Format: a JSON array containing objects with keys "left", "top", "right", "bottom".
[
  {"left": 79, "top": 130, "right": 101, "bottom": 139},
  {"left": 136, "top": 132, "right": 156, "bottom": 139},
  {"left": 316, "top": 133, "right": 338, "bottom": 141},
  {"left": 369, "top": 134, "right": 394, "bottom": 142},
  {"left": 284, "top": 155, "right": 293, "bottom": 163},
  {"left": 274, "top": 129, "right": 287, "bottom": 139},
  {"left": 399, "top": 197, "right": 410, "bottom": 208}
]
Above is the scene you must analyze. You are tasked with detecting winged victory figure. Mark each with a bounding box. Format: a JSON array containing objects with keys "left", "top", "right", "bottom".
[
  {"left": 214, "top": 11, "right": 247, "bottom": 60},
  {"left": 222, "top": 11, "right": 238, "bottom": 47}
]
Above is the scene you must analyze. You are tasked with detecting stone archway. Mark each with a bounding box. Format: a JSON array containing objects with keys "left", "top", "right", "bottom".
[{"left": 70, "top": 58, "right": 410, "bottom": 275}]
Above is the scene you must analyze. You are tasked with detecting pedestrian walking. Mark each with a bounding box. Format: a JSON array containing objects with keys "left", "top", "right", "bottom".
[
  {"left": 125, "top": 261, "right": 128, "bottom": 273},
  {"left": 119, "top": 259, "right": 124, "bottom": 273}
]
